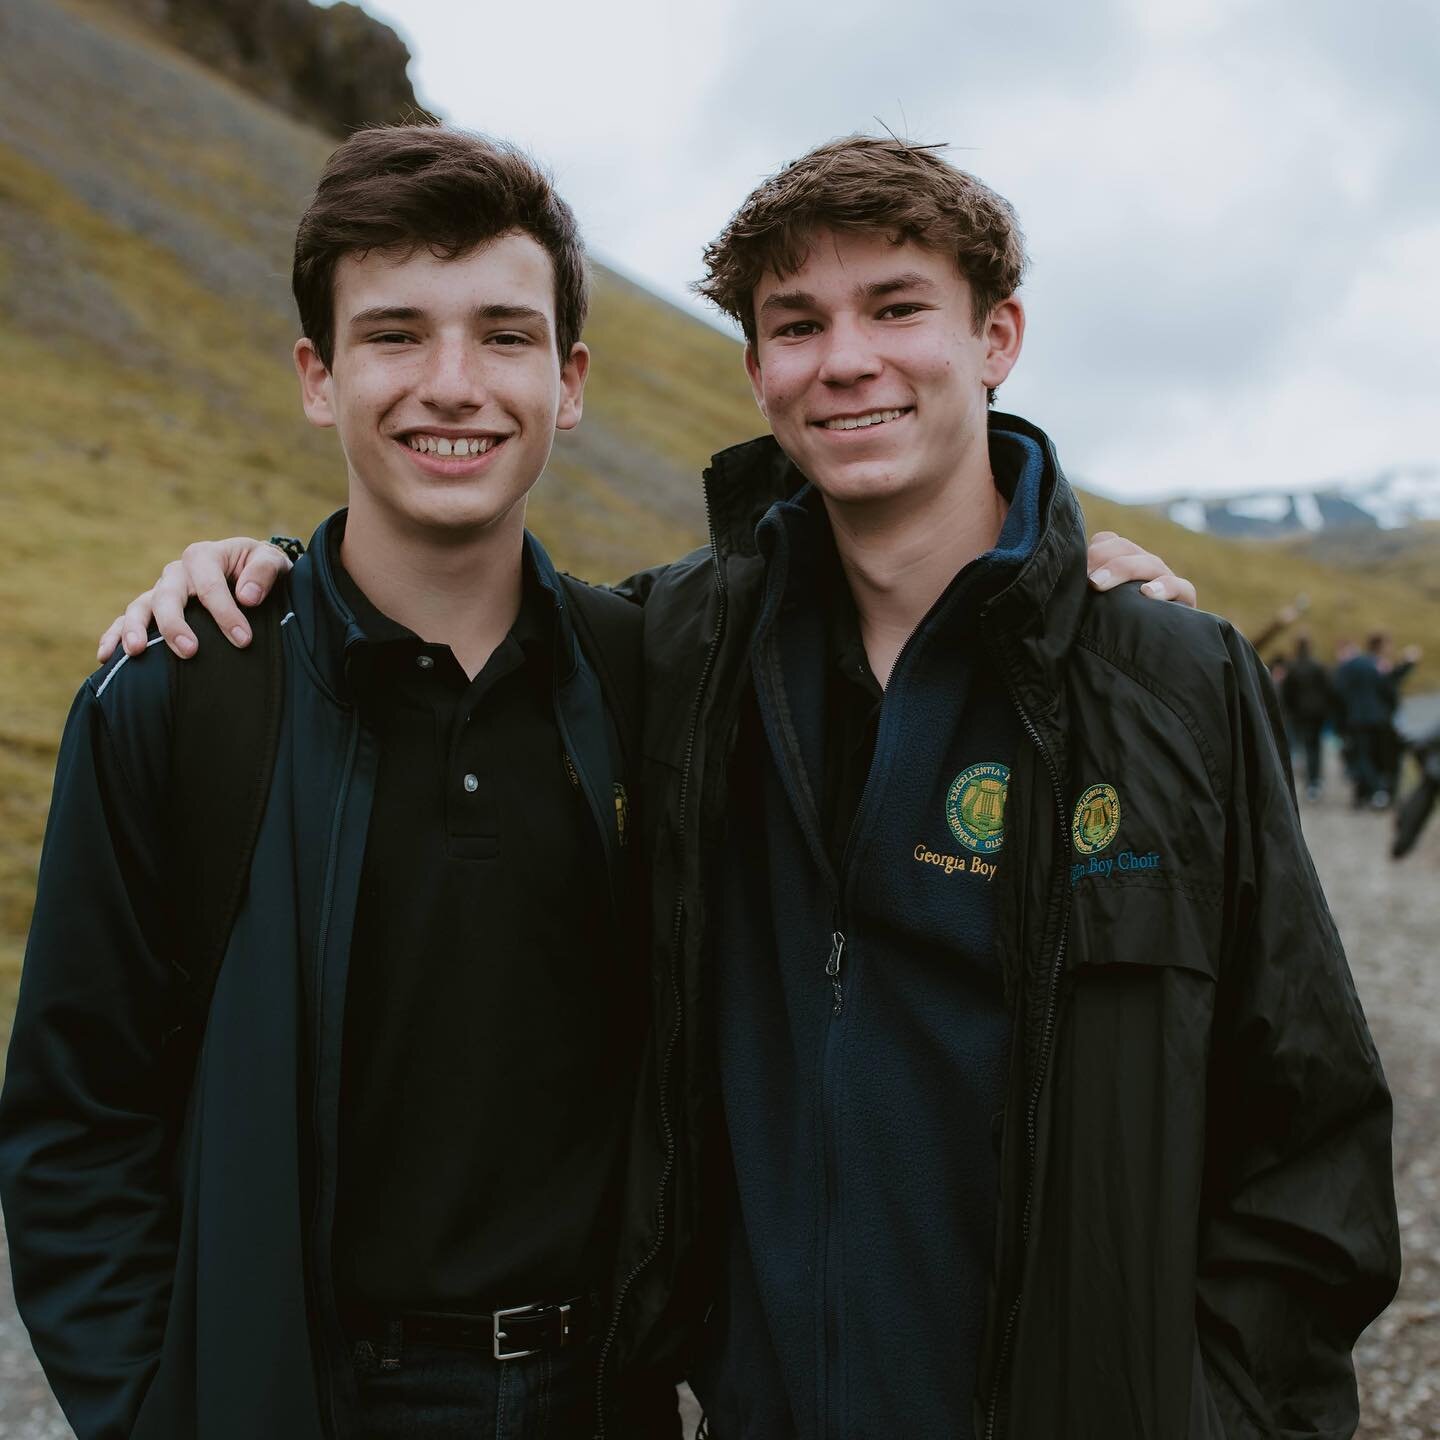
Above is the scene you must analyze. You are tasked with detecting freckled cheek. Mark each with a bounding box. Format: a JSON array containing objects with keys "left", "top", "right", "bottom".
[
  {"left": 353, "top": 369, "right": 420, "bottom": 423},
  {"left": 758, "top": 369, "right": 807, "bottom": 421}
]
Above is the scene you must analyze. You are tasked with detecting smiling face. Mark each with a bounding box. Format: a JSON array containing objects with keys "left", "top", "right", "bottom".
[
  {"left": 294, "top": 231, "right": 587, "bottom": 543},
  {"left": 744, "top": 228, "right": 1023, "bottom": 511}
]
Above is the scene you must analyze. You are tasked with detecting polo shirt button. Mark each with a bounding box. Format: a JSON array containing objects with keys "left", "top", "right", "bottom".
[
  {"left": 463, "top": 773, "right": 479, "bottom": 793},
  {"left": 415, "top": 654, "right": 435, "bottom": 670}
]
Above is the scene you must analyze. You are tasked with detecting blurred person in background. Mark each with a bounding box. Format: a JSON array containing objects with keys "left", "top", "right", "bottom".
[
  {"left": 1377, "top": 641, "right": 1422, "bottom": 800},
  {"left": 1281, "top": 632, "right": 1335, "bottom": 800},
  {"left": 1335, "top": 632, "right": 1408, "bottom": 808}
]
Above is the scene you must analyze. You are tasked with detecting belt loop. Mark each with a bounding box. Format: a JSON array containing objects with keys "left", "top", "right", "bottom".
[{"left": 379, "top": 1316, "right": 403, "bottom": 1372}]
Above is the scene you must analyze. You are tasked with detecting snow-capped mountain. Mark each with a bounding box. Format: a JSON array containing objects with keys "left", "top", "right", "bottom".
[{"left": 1162, "top": 465, "right": 1440, "bottom": 538}]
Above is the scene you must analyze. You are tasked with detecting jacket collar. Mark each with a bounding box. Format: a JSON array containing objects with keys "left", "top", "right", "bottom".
[
  {"left": 702, "top": 413, "right": 1090, "bottom": 705},
  {"left": 974, "top": 413, "right": 1089, "bottom": 724},
  {"left": 702, "top": 435, "right": 807, "bottom": 563},
  {"left": 288, "top": 509, "right": 578, "bottom": 704}
]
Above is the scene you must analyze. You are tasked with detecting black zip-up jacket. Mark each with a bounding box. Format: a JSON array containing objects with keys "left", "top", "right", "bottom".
[
  {"left": 617, "top": 414, "right": 1399, "bottom": 1437},
  {"left": 0, "top": 516, "right": 640, "bottom": 1440}
]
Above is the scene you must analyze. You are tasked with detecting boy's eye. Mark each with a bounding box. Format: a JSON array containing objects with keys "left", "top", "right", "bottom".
[
  {"left": 774, "top": 320, "right": 819, "bottom": 339},
  {"left": 368, "top": 332, "right": 416, "bottom": 345},
  {"left": 879, "top": 303, "right": 923, "bottom": 319},
  {"left": 489, "top": 332, "right": 531, "bottom": 346}
]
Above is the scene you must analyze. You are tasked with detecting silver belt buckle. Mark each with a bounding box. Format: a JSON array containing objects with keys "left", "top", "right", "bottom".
[{"left": 493, "top": 1301, "right": 572, "bottom": 1360}]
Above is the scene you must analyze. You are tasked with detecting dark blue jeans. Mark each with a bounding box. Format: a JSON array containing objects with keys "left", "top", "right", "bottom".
[{"left": 350, "top": 1334, "right": 597, "bottom": 1439}]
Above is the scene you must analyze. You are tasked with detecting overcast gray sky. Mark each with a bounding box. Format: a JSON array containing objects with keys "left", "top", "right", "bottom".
[{"left": 333, "top": 0, "right": 1439, "bottom": 500}]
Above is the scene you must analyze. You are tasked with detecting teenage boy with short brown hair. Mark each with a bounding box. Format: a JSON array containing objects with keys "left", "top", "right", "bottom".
[{"left": 0, "top": 125, "right": 677, "bottom": 1439}]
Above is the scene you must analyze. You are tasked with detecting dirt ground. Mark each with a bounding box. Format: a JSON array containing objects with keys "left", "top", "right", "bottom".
[{"left": 1, "top": 756, "right": 1436, "bottom": 1438}]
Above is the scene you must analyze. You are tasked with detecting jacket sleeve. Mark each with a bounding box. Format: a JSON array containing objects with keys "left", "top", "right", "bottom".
[
  {"left": 0, "top": 673, "right": 180, "bottom": 1440},
  {"left": 609, "top": 560, "right": 674, "bottom": 606},
  {"left": 1195, "top": 634, "right": 1400, "bottom": 1437}
]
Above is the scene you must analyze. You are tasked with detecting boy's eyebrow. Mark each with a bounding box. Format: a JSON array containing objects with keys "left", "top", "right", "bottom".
[
  {"left": 345, "top": 304, "right": 551, "bottom": 330},
  {"left": 758, "top": 289, "right": 818, "bottom": 318},
  {"left": 474, "top": 303, "right": 551, "bottom": 332},
  {"left": 862, "top": 273, "right": 937, "bottom": 300},
  {"left": 348, "top": 305, "right": 424, "bottom": 326},
  {"left": 758, "top": 273, "right": 938, "bottom": 319}
]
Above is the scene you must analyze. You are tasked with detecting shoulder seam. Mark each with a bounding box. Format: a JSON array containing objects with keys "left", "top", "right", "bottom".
[
  {"left": 1075, "top": 629, "right": 1228, "bottom": 804},
  {"left": 94, "top": 634, "right": 167, "bottom": 699}
]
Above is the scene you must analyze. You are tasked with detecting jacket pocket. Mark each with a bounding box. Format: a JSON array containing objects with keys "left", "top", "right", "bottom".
[{"left": 1065, "top": 869, "right": 1220, "bottom": 982}]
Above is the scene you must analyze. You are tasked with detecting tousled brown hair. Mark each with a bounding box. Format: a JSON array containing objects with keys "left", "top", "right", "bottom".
[
  {"left": 293, "top": 125, "right": 588, "bottom": 368},
  {"left": 696, "top": 135, "right": 1027, "bottom": 344}
]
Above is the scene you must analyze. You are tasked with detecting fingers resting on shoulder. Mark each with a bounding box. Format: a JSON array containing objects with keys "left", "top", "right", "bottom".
[
  {"left": 1085, "top": 530, "right": 1198, "bottom": 609},
  {"left": 96, "top": 537, "right": 291, "bottom": 663}
]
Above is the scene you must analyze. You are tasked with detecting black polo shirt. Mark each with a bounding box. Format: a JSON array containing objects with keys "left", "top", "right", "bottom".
[{"left": 329, "top": 536, "right": 628, "bottom": 1314}]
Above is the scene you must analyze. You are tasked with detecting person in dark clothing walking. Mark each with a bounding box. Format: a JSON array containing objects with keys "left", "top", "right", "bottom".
[
  {"left": 1377, "top": 643, "right": 1422, "bottom": 799},
  {"left": 1281, "top": 632, "right": 1335, "bottom": 798},
  {"left": 1335, "top": 631, "right": 1408, "bottom": 807}
]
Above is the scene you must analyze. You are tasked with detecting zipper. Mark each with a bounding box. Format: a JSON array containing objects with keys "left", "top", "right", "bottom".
[
  {"left": 982, "top": 687, "right": 1070, "bottom": 1440},
  {"left": 820, "top": 601, "right": 931, "bottom": 1020},
  {"left": 308, "top": 709, "right": 361, "bottom": 1438},
  {"left": 825, "top": 929, "right": 845, "bottom": 1015},
  {"left": 814, "top": 595, "right": 932, "bottom": 1431},
  {"left": 594, "top": 483, "right": 731, "bottom": 1435}
]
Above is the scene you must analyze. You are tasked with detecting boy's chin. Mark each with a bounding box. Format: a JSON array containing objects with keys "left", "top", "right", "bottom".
[
  {"left": 807, "top": 466, "right": 917, "bottom": 508},
  {"left": 368, "top": 488, "right": 529, "bottom": 540}
]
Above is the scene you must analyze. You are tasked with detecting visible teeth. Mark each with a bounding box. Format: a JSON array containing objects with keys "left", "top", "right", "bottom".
[
  {"left": 407, "top": 435, "right": 499, "bottom": 456},
  {"left": 822, "top": 408, "right": 906, "bottom": 431}
]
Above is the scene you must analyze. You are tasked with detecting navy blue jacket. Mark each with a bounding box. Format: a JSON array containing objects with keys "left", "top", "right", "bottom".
[
  {"left": 630, "top": 413, "right": 1397, "bottom": 1438},
  {"left": 700, "top": 433, "right": 1043, "bottom": 1438},
  {"left": 0, "top": 516, "right": 632, "bottom": 1440}
]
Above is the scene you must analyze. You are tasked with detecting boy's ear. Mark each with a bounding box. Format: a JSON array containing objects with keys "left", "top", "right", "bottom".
[
  {"left": 555, "top": 342, "right": 590, "bottom": 431},
  {"left": 980, "top": 297, "right": 1025, "bottom": 392},
  {"left": 294, "top": 338, "right": 336, "bottom": 428}
]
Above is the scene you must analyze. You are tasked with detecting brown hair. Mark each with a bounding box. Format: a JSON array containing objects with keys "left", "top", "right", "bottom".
[
  {"left": 696, "top": 135, "right": 1027, "bottom": 344},
  {"left": 293, "top": 124, "right": 588, "bottom": 368}
]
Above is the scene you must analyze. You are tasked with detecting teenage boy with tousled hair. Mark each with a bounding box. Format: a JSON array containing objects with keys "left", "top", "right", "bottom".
[
  {"left": 71, "top": 130, "right": 1198, "bottom": 1435},
  {"left": 0, "top": 125, "right": 682, "bottom": 1439},
  {"left": 655, "top": 136, "right": 1395, "bottom": 1437}
]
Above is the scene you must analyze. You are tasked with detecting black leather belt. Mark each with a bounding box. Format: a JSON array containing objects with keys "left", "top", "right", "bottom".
[{"left": 343, "top": 1295, "right": 601, "bottom": 1361}]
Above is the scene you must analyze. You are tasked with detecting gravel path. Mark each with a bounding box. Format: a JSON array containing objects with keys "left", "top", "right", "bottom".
[{"left": 2, "top": 749, "right": 1435, "bottom": 1437}]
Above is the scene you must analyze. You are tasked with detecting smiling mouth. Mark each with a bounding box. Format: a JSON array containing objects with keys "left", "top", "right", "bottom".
[
  {"left": 813, "top": 407, "right": 912, "bottom": 431},
  {"left": 401, "top": 432, "right": 505, "bottom": 457}
]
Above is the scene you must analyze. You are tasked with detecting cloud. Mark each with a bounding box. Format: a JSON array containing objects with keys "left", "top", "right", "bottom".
[
  {"left": 350, "top": 0, "right": 1440, "bottom": 495},
  {"left": 684, "top": 0, "right": 1440, "bottom": 493}
]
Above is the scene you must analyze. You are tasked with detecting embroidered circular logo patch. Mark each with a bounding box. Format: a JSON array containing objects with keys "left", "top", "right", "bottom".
[
  {"left": 945, "top": 762, "right": 1010, "bottom": 854},
  {"left": 1072, "top": 783, "right": 1121, "bottom": 854}
]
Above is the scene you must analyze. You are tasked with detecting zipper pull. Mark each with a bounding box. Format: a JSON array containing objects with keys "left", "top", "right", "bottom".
[{"left": 826, "top": 930, "right": 845, "bottom": 1016}]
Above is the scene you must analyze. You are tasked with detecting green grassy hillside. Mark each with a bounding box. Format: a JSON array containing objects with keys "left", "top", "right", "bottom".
[
  {"left": 3, "top": 0, "right": 1438, "bottom": 1036},
  {"left": 1077, "top": 496, "right": 1440, "bottom": 662}
]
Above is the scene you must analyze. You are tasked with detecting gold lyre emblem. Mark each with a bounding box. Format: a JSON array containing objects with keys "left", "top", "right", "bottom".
[
  {"left": 945, "top": 763, "right": 1011, "bottom": 854},
  {"left": 1071, "top": 783, "right": 1121, "bottom": 855}
]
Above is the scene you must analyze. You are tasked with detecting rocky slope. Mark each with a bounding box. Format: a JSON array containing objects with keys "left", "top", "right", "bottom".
[{"left": 102, "top": 0, "right": 430, "bottom": 134}]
